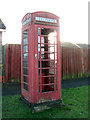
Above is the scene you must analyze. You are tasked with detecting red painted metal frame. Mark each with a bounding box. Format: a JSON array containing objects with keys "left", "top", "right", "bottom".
[{"left": 21, "top": 11, "right": 61, "bottom": 104}]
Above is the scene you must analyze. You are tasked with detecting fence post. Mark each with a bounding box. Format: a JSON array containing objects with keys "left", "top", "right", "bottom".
[{"left": 81, "top": 48, "right": 85, "bottom": 76}]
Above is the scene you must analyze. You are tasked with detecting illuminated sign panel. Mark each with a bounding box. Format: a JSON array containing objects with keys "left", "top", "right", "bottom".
[{"left": 35, "top": 17, "right": 57, "bottom": 23}]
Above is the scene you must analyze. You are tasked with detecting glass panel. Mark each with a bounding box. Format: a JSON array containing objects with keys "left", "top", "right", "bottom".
[
  {"left": 54, "top": 30, "right": 57, "bottom": 36},
  {"left": 23, "top": 61, "right": 28, "bottom": 67},
  {"left": 42, "top": 85, "right": 54, "bottom": 92},
  {"left": 41, "top": 53, "right": 44, "bottom": 59},
  {"left": 40, "top": 61, "right": 54, "bottom": 68},
  {"left": 38, "top": 52, "right": 40, "bottom": 59},
  {"left": 48, "top": 30, "right": 57, "bottom": 44},
  {"left": 41, "top": 44, "right": 44, "bottom": 47},
  {"left": 38, "top": 36, "right": 40, "bottom": 43},
  {"left": 41, "top": 53, "right": 54, "bottom": 60},
  {"left": 38, "top": 28, "right": 40, "bottom": 35},
  {"left": 55, "top": 60, "right": 57, "bottom": 67},
  {"left": 41, "top": 37, "right": 44, "bottom": 43},
  {"left": 48, "top": 37, "right": 54, "bottom": 44},
  {"left": 23, "top": 30, "right": 28, "bottom": 38},
  {"left": 23, "top": 45, "right": 28, "bottom": 52},
  {"left": 50, "top": 53, "right": 54, "bottom": 60},
  {"left": 24, "top": 83, "right": 28, "bottom": 91},
  {"left": 23, "top": 53, "right": 28, "bottom": 60},
  {"left": 24, "top": 76, "right": 28, "bottom": 83},
  {"left": 41, "top": 69, "right": 54, "bottom": 77},
  {"left": 41, "top": 45, "right": 54, "bottom": 52},
  {"left": 23, "top": 68, "right": 28, "bottom": 75},
  {"left": 41, "top": 48, "right": 44, "bottom": 52},
  {"left": 41, "top": 28, "right": 54, "bottom": 35},
  {"left": 38, "top": 61, "right": 40, "bottom": 68},
  {"left": 39, "top": 69, "right": 54, "bottom": 75},
  {"left": 41, "top": 77, "right": 54, "bottom": 83},
  {"left": 38, "top": 44, "right": 40, "bottom": 51},
  {"left": 49, "top": 46, "right": 54, "bottom": 52},
  {"left": 49, "top": 69, "right": 54, "bottom": 74},
  {"left": 38, "top": 69, "right": 40, "bottom": 76},
  {"left": 23, "top": 38, "right": 28, "bottom": 45}
]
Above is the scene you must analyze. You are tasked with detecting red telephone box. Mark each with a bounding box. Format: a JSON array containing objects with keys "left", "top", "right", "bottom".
[{"left": 21, "top": 11, "right": 62, "bottom": 105}]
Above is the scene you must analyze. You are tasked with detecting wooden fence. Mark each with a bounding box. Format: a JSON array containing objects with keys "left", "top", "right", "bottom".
[
  {"left": 2, "top": 43, "right": 89, "bottom": 83},
  {"left": 61, "top": 46, "right": 88, "bottom": 79},
  {"left": 2, "top": 44, "right": 21, "bottom": 83}
]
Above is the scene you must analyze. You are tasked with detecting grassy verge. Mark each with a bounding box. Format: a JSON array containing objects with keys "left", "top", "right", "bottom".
[{"left": 2, "top": 85, "right": 88, "bottom": 118}]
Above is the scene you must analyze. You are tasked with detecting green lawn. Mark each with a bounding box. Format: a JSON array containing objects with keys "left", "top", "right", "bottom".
[{"left": 2, "top": 85, "right": 88, "bottom": 118}]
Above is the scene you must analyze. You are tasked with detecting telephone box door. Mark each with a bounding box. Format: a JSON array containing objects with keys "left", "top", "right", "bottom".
[{"left": 35, "top": 25, "right": 61, "bottom": 102}]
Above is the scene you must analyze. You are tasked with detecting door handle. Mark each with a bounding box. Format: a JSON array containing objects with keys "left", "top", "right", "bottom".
[{"left": 35, "top": 54, "right": 37, "bottom": 59}]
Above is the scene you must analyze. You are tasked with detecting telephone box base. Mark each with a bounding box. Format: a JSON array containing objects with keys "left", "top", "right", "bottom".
[{"left": 21, "top": 96, "right": 63, "bottom": 113}]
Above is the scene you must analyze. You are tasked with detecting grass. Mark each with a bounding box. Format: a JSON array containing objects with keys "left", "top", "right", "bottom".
[{"left": 2, "top": 85, "right": 88, "bottom": 118}]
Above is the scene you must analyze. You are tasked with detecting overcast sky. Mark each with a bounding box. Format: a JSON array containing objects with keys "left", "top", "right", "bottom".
[{"left": 0, "top": 0, "right": 88, "bottom": 45}]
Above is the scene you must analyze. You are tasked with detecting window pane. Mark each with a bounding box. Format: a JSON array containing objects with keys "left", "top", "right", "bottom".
[
  {"left": 38, "top": 52, "right": 40, "bottom": 59},
  {"left": 38, "top": 61, "right": 55, "bottom": 68},
  {"left": 41, "top": 76, "right": 54, "bottom": 83},
  {"left": 38, "top": 69, "right": 40, "bottom": 76},
  {"left": 38, "top": 36, "right": 40, "bottom": 43},
  {"left": 49, "top": 46, "right": 54, "bottom": 52},
  {"left": 42, "top": 45, "right": 54, "bottom": 52},
  {"left": 49, "top": 69, "right": 54, "bottom": 74},
  {"left": 38, "top": 61, "right": 40, "bottom": 68},
  {"left": 41, "top": 45, "right": 54, "bottom": 52},
  {"left": 41, "top": 53, "right": 54, "bottom": 60},
  {"left": 23, "top": 30, "right": 28, "bottom": 38},
  {"left": 23, "top": 45, "right": 28, "bottom": 52},
  {"left": 41, "top": 37, "right": 44, "bottom": 43},
  {"left": 23, "top": 53, "right": 28, "bottom": 60},
  {"left": 23, "top": 61, "right": 28, "bottom": 67},
  {"left": 38, "top": 44, "right": 40, "bottom": 51},
  {"left": 41, "top": 48, "right": 44, "bottom": 52},
  {"left": 23, "top": 38, "right": 28, "bottom": 45},
  {"left": 41, "top": 28, "right": 54, "bottom": 35},
  {"left": 38, "top": 28, "right": 40, "bottom": 35},
  {"left": 24, "top": 76, "right": 28, "bottom": 83},
  {"left": 23, "top": 68, "right": 28, "bottom": 75},
  {"left": 54, "top": 30, "right": 57, "bottom": 36},
  {"left": 24, "top": 83, "right": 28, "bottom": 91},
  {"left": 42, "top": 85, "right": 54, "bottom": 92},
  {"left": 38, "top": 69, "right": 54, "bottom": 75}
]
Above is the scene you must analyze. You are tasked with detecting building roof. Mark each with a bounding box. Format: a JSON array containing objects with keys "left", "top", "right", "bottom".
[
  {"left": 0, "top": 19, "right": 6, "bottom": 29},
  {"left": 77, "top": 43, "right": 88, "bottom": 48},
  {"left": 61, "top": 42, "right": 89, "bottom": 49},
  {"left": 61, "top": 42, "right": 81, "bottom": 48}
]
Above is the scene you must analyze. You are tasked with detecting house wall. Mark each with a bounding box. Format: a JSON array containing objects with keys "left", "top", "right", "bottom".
[{"left": 0, "top": 32, "right": 2, "bottom": 82}]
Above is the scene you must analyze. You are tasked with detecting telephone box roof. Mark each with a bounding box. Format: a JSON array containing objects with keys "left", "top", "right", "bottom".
[
  {"left": 22, "top": 11, "right": 59, "bottom": 26},
  {"left": 22, "top": 11, "right": 59, "bottom": 22}
]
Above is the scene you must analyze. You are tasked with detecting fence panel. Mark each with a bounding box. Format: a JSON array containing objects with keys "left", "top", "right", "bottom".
[{"left": 3, "top": 44, "right": 21, "bottom": 83}]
